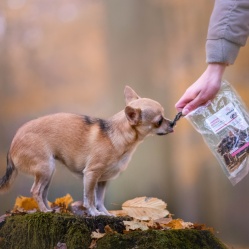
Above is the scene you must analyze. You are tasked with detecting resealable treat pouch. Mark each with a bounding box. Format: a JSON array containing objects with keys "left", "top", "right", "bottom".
[{"left": 186, "top": 80, "right": 249, "bottom": 185}]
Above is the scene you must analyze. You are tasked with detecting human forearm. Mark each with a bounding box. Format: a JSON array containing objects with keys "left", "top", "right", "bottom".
[
  {"left": 175, "top": 0, "right": 249, "bottom": 114},
  {"left": 207, "top": 0, "right": 249, "bottom": 64}
]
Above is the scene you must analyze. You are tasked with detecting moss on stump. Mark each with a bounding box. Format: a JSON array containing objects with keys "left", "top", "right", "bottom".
[
  {"left": 97, "top": 229, "right": 227, "bottom": 249},
  {"left": 0, "top": 212, "right": 227, "bottom": 249}
]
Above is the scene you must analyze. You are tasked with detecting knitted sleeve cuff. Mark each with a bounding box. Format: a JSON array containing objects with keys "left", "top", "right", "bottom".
[{"left": 206, "top": 39, "right": 240, "bottom": 65}]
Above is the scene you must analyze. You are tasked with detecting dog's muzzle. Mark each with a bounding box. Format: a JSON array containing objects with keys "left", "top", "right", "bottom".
[{"left": 157, "top": 126, "right": 174, "bottom": 135}]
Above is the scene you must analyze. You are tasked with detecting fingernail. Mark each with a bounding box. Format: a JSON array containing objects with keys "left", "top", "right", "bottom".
[{"left": 182, "top": 108, "right": 189, "bottom": 116}]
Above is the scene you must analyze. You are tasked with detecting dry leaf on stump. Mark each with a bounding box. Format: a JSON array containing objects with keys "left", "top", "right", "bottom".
[
  {"left": 89, "top": 225, "right": 115, "bottom": 249},
  {"left": 14, "top": 196, "right": 40, "bottom": 211},
  {"left": 122, "top": 196, "right": 169, "bottom": 220},
  {"left": 91, "top": 231, "right": 106, "bottom": 240},
  {"left": 51, "top": 194, "right": 73, "bottom": 212},
  {"left": 165, "top": 219, "right": 193, "bottom": 230},
  {"left": 13, "top": 194, "right": 73, "bottom": 213},
  {"left": 108, "top": 210, "right": 128, "bottom": 217},
  {"left": 123, "top": 220, "right": 149, "bottom": 231}
]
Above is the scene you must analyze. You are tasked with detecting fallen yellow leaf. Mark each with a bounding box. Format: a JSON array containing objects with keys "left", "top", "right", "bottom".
[
  {"left": 14, "top": 196, "right": 40, "bottom": 211},
  {"left": 14, "top": 194, "right": 73, "bottom": 212},
  {"left": 165, "top": 219, "right": 193, "bottom": 230},
  {"left": 52, "top": 194, "right": 73, "bottom": 208}
]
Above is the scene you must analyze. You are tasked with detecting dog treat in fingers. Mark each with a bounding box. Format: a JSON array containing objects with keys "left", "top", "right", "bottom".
[
  {"left": 186, "top": 80, "right": 249, "bottom": 185},
  {"left": 170, "top": 112, "right": 183, "bottom": 128}
]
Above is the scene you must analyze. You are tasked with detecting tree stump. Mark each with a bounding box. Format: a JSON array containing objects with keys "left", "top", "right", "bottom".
[{"left": 0, "top": 212, "right": 227, "bottom": 249}]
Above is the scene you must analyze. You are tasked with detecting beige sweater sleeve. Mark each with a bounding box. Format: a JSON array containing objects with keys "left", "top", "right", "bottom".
[{"left": 206, "top": 0, "right": 249, "bottom": 64}]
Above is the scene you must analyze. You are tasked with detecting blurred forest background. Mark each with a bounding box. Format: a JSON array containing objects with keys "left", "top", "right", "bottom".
[{"left": 0, "top": 0, "right": 249, "bottom": 247}]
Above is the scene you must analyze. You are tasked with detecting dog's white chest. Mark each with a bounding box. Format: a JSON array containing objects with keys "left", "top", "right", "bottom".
[
  {"left": 99, "top": 152, "right": 132, "bottom": 181},
  {"left": 115, "top": 152, "right": 131, "bottom": 172}
]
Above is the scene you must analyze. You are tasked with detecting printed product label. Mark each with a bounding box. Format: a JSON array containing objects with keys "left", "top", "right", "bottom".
[
  {"left": 206, "top": 103, "right": 249, "bottom": 134},
  {"left": 230, "top": 141, "right": 249, "bottom": 157}
]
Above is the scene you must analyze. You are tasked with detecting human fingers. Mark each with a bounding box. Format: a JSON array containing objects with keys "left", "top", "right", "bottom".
[
  {"left": 181, "top": 93, "right": 205, "bottom": 115},
  {"left": 175, "top": 86, "right": 201, "bottom": 114},
  {"left": 181, "top": 83, "right": 221, "bottom": 115}
]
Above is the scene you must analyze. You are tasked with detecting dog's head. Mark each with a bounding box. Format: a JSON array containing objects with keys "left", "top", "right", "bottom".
[{"left": 124, "top": 86, "right": 174, "bottom": 137}]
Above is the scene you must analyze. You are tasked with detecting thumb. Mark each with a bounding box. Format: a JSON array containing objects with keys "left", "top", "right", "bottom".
[
  {"left": 182, "top": 97, "right": 202, "bottom": 115},
  {"left": 175, "top": 95, "right": 195, "bottom": 113}
]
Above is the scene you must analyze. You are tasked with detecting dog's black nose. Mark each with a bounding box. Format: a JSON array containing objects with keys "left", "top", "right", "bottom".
[{"left": 169, "top": 121, "right": 174, "bottom": 128}]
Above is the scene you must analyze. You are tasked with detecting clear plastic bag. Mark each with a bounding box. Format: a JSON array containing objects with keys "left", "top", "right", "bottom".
[{"left": 186, "top": 80, "right": 249, "bottom": 185}]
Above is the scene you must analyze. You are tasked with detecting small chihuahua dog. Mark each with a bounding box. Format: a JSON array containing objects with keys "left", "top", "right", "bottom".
[{"left": 0, "top": 86, "right": 173, "bottom": 216}]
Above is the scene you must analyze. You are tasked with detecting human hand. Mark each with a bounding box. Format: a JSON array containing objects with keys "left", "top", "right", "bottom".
[{"left": 175, "top": 63, "right": 227, "bottom": 115}]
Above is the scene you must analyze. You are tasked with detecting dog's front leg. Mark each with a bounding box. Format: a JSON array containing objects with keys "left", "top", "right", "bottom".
[
  {"left": 95, "top": 181, "right": 113, "bottom": 216},
  {"left": 83, "top": 170, "right": 105, "bottom": 216}
]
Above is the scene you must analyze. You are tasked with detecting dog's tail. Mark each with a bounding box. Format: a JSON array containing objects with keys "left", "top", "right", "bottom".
[{"left": 0, "top": 152, "right": 18, "bottom": 193}]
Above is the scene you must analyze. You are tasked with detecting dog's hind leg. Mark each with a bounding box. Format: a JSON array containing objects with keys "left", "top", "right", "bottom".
[
  {"left": 42, "top": 168, "right": 55, "bottom": 210},
  {"left": 31, "top": 176, "right": 50, "bottom": 212},
  {"left": 31, "top": 162, "right": 55, "bottom": 212}
]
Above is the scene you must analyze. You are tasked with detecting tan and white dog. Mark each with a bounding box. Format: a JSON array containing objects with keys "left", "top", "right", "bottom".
[{"left": 0, "top": 86, "right": 174, "bottom": 216}]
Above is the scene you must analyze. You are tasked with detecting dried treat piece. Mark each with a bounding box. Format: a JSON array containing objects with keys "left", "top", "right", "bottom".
[
  {"left": 170, "top": 112, "right": 183, "bottom": 128},
  {"left": 217, "top": 129, "right": 249, "bottom": 173}
]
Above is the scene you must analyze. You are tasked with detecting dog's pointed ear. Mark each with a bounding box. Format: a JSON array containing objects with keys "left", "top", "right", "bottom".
[
  {"left": 124, "top": 86, "right": 140, "bottom": 105},
  {"left": 125, "top": 106, "right": 141, "bottom": 126}
]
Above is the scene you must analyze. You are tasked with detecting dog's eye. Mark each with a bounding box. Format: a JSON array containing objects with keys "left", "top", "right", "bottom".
[{"left": 156, "top": 117, "right": 163, "bottom": 127}]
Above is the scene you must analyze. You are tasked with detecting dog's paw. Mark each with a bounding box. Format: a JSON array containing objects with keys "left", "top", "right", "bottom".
[
  {"left": 87, "top": 207, "right": 105, "bottom": 216},
  {"left": 107, "top": 213, "right": 115, "bottom": 217},
  {"left": 102, "top": 210, "right": 115, "bottom": 217},
  {"left": 96, "top": 205, "right": 115, "bottom": 216},
  {"left": 91, "top": 210, "right": 106, "bottom": 216},
  {"left": 40, "top": 207, "right": 53, "bottom": 213}
]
